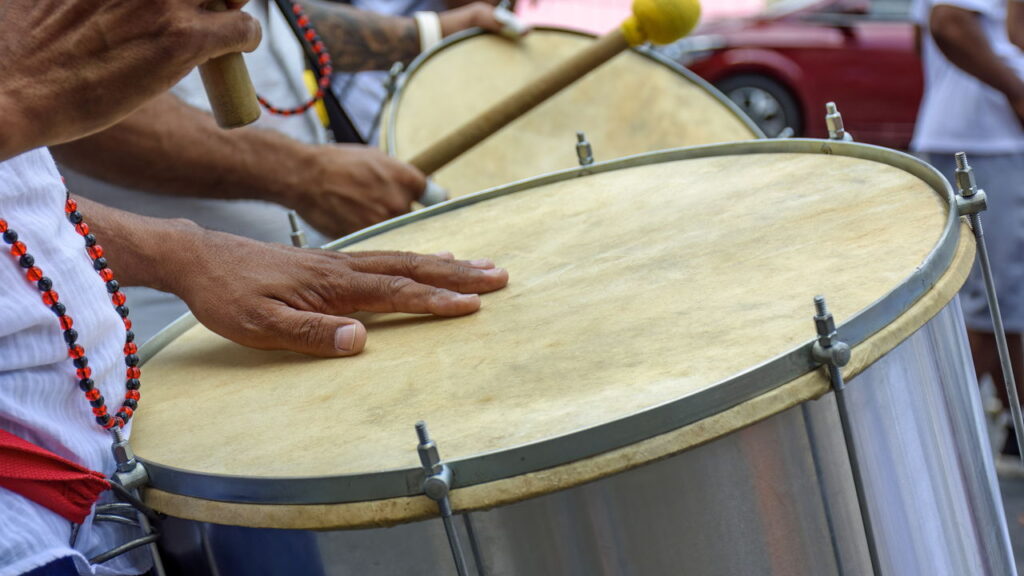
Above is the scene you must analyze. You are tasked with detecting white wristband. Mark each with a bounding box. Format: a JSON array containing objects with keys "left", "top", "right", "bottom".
[{"left": 414, "top": 11, "right": 443, "bottom": 53}]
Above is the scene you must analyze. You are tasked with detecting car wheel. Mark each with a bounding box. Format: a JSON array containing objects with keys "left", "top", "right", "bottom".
[{"left": 716, "top": 75, "right": 802, "bottom": 138}]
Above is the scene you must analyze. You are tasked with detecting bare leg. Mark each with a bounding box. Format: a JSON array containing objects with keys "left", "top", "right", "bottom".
[
  {"left": 971, "top": 330, "right": 1024, "bottom": 454},
  {"left": 970, "top": 330, "right": 999, "bottom": 391},
  {"left": 971, "top": 330, "right": 1024, "bottom": 409}
]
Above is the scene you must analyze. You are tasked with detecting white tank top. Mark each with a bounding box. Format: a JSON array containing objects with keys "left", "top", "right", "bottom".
[
  {"left": 0, "top": 149, "right": 147, "bottom": 575},
  {"left": 911, "top": 0, "right": 1024, "bottom": 154}
]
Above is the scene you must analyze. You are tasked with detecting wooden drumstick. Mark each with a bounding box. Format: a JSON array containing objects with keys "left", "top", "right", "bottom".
[
  {"left": 407, "top": 0, "right": 702, "bottom": 176},
  {"left": 198, "top": 0, "right": 262, "bottom": 129}
]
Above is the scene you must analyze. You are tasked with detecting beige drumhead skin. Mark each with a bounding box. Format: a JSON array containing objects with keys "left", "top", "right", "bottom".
[
  {"left": 136, "top": 151, "right": 970, "bottom": 529},
  {"left": 387, "top": 29, "right": 757, "bottom": 197}
]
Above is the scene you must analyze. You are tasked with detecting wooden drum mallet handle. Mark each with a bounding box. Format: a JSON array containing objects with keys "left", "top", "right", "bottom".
[
  {"left": 198, "top": 0, "right": 262, "bottom": 129},
  {"left": 407, "top": 0, "right": 702, "bottom": 176}
]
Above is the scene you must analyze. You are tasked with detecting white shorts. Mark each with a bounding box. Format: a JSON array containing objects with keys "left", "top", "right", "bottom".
[{"left": 923, "top": 152, "right": 1024, "bottom": 334}]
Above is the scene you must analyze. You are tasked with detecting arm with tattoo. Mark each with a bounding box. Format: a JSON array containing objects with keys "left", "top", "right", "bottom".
[
  {"left": 302, "top": 1, "right": 516, "bottom": 72},
  {"left": 301, "top": 1, "right": 419, "bottom": 71}
]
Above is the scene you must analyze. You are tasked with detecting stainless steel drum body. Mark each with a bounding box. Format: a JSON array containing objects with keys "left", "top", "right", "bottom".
[
  {"left": 158, "top": 310, "right": 1013, "bottom": 576},
  {"left": 137, "top": 141, "right": 1015, "bottom": 575}
]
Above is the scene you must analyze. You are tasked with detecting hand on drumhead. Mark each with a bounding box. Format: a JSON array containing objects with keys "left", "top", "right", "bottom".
[
  {"left": 439, "top": 2, "right": 529, "bottom": 38},
  {"left": 0, "top": 0, "right": 261, "bottom": 159},
  {"left": 175, "top": 231, "right": 509, "bottom": 357},
  {"left": 285, "top": 145, "right": 425, "bottom": 238}
]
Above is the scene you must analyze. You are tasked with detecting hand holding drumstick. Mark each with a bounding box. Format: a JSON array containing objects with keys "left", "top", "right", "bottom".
[{"left": 0, "top": 0, "right": 262, "bottom": 160}]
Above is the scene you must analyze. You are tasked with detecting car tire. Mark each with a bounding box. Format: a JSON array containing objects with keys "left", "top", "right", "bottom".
[{"left": 716, "top": 75, "right": 802, "bottom": 138}]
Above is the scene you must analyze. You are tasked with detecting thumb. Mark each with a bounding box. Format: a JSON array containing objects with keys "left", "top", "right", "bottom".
[
  {"left": 197, "top": 8, "right": 263, "bottom": 58},
  {"left": 398, "top": 160, "right": 428, "bottom": 201},
  {"left": 254, "top": 306, "right": 369, "bottom": 357}
]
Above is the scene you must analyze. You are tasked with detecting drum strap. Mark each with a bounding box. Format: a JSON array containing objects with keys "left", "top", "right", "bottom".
[{"left": 0, "top": 429, "right": 109, "bottom": 524}]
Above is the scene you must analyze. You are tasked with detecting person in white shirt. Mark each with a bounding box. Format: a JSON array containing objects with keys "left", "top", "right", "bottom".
[
  {"left": 0, "top": 2, "right": 509, "bottom": 574},
  {"left": 912, "top": 0, "right": 1024, "bottom": 453}
]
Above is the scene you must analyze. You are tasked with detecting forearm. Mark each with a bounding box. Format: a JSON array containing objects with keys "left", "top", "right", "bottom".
[
  {"left": 931, "top": 6, "right": 1024, "bottom": 102},
  {"left": 1010, "top": 1, "right": 1024, "bottom": 50},
  {"left": 74, "top": 194, "right": 509, "bottom": 359},
  {"left": 72, "top": 196, "right": 203, "bottom": 293},
  {"left": 302, "top": 0, "right": 419, "bottom": 71},
  {"left": 51, "top": 93, "right": 314, "bottom": 206}
]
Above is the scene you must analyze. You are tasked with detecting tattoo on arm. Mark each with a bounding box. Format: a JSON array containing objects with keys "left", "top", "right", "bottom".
[{"left": 301, "top": 1, "right": 419, "bottom": 72}]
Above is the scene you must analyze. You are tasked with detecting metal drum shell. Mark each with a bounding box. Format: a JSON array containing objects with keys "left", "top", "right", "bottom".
[
  {"left": 153, "top": 302, "right": 1016, "bottom": 575},
  {"left": 137, "top": 139, "right": 963, "bottom": 513},
  {"left": 136, "top": 140, "right": 1014, "bottom": 574}
]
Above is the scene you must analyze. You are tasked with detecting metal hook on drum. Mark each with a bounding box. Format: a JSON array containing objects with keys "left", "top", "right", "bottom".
[
  {"left": 576, "top": 131, "right": 594, "bottom": 168},
  {"left": 415, "top": 421, "right": 471, "bottom": 576},
  {"left": 953, "top": 152, "right": 1024, "bottom": 466},
  {"left": 69, "top": 429, "right": 167, "bottom": 574},
  {"left": 810, "top": 296, "right": 882, "bottom": 575},
  {"left": 825, "top": 102, "right": 854, "bottom": 142}
]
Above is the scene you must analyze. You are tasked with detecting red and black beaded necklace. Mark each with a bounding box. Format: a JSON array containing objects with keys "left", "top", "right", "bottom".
[
  {"left": 258, "top": 1, "right": 366, "bottom": 143},
  {"left": 0, "top": 196, "right": 140, "bottom": 431},
  {"left": 257, "top": 1, "right": 334, "bottom": 117},
  {"left": 0, "top": 5, "right": 329, "bottom": 431}
]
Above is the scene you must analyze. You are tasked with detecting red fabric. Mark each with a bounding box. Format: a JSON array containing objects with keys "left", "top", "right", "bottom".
[{"left": 0, "top": 429, "right": 109, "bottom": 524}]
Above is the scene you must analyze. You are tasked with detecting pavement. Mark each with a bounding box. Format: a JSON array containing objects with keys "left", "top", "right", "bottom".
[{"left": 977, "top": 377, "right": 1024, "bottom": 573}]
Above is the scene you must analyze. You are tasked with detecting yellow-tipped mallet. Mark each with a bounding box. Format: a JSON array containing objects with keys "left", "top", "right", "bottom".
[{"left": 408, "top": 0, "right": 702, "bottom": 176}]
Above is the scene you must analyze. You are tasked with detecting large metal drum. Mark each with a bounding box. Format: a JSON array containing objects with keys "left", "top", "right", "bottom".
[
  {"left": 137, "top": 140, "right": 1014, "bottom": 575},
  {"left": 382, "top": 27, "right": 761, "bottom": 198}
]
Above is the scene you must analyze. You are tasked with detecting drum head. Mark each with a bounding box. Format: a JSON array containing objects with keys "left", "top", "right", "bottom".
[
  {"left": 135, "top": 140, "right": 971, "bottom": 528},
  {"left": 384, "top": 28, "right": 760, "bottom": 197}
]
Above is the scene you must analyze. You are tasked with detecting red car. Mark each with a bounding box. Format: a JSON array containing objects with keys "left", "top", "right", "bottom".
[{"left": 663, "top": 0, "right": 922, "bottom": 149}]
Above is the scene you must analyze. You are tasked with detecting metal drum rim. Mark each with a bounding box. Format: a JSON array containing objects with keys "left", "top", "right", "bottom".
[
  {"left": 138, "top": 139, "right": 960, "bottom": 506},
  {"left": 382, "top": 25, "right": 765, "bottom": 159}
]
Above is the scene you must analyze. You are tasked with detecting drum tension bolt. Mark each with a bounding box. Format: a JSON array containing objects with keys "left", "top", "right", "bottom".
[
  {"left": 386, "top": 62, "right": 405, "bottom": 94},
  {"left": 954, "top": 152, "right": 1024, "bottom": 468},
  {"left": 366, "top": 62, "right": 404, "bottom": 143},
  {"left": 107, "top": 427, "right": 160, "bottom": 527},
  {"left": 416, "top": 421, "right": 453, "bottom": 501},
  {"left": 825, "top": 102, "right": 854, "bottom": 142},
  {"left": 954, "top": 152, "right": 988, "bottom": 217},
  {"left": 811, "top": 296, "right": 881, "bottom": 573},
  {"left": 414, "top": 421, "right": 470, "bottom": 576},
  {"left": 72, "top": 428, "right": 167, "bottom": 573},
  {"left": 288, "top": 210, "right": 309, "bottom": 249},
  {"left": 576, "top": 131, "right": 594, "bottom": 167},
  {"left": 110, "top": 426, "right": 149, "bottom": 490},
  {"left": 811, "top": 296, "right": 851, "bottom": 389}
]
